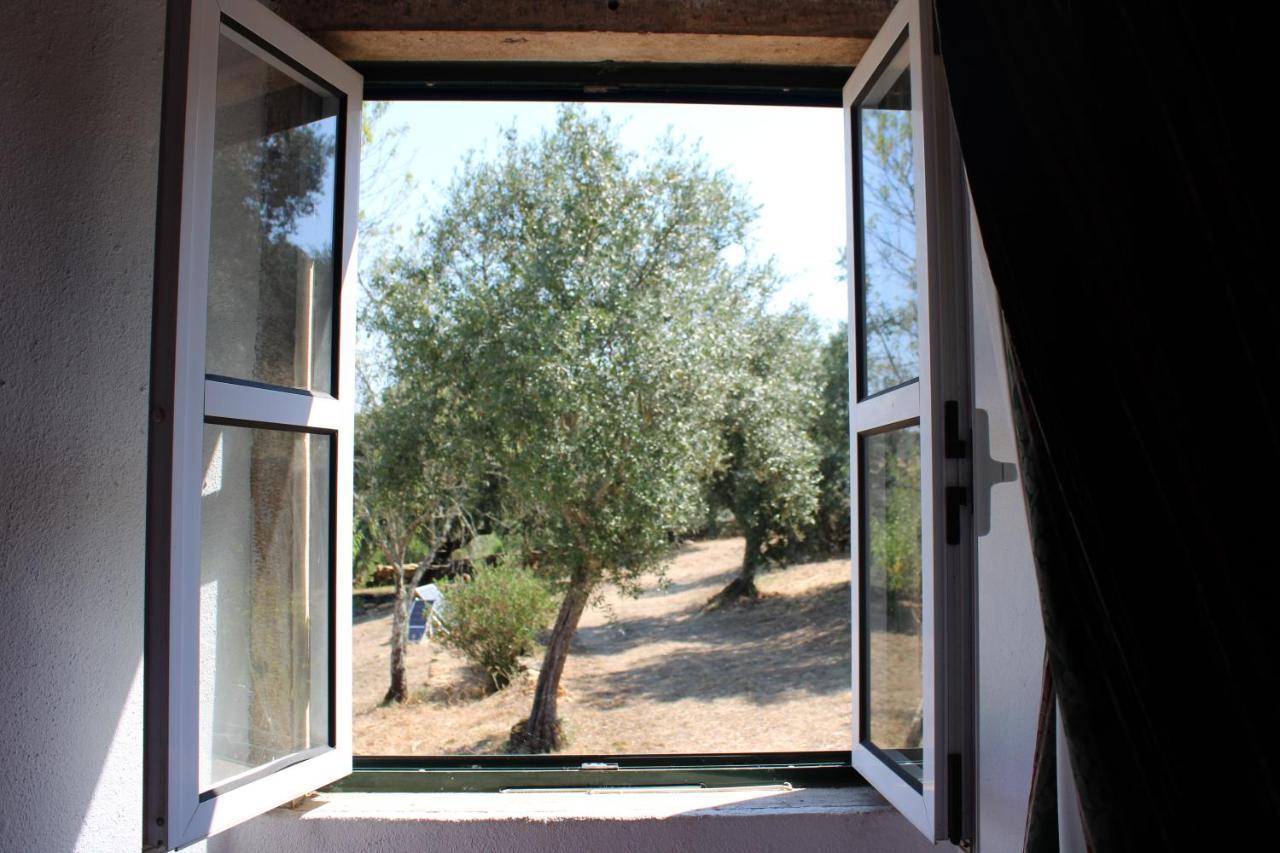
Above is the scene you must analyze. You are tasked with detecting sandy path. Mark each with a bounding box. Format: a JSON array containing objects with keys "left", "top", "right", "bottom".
[{"left": 353, "top": 537, "right": 917, "bottom": 755}]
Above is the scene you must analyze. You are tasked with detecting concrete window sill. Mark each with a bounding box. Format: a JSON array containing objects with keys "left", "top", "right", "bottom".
[{"left": 210, "top": 786, "right": 936, "bottom": 852}]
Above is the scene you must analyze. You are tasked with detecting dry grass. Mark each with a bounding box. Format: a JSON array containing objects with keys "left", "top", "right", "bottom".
[{"left": 353, "top": 536, "right": 919, "bottom": 755}]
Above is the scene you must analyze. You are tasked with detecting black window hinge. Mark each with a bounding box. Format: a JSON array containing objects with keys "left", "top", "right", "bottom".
[
  {"left": 946, "top": 486, "right": 967, "bottom": 545},
  {"left": 944, "top": 401, "right": 968, "bottom": 545},
  {"left": 947, "top": 751, "right": 963, "bottom": 845},
  {"left": 944, "top": 400, "right": 967, "bottom": 459}
]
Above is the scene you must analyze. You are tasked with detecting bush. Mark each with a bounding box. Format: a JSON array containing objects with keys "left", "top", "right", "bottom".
[{"left": 437, "top": 558, "right": 556, "bottom": 690}]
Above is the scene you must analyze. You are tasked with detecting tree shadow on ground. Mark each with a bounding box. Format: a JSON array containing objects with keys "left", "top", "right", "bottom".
[
  {"left": 581, "top": 580, "right": 852, "bottom": 705},
  {"left": 571, "top": 607, "right": 706, "bottom": 655},
  {"left": 642, "top": 562, "right": 742, "bottom": 597},
  {"left": 419, "top": 661, "right": 495, "bottom": 704},
  {"left": 572, "top": 574, "right": 849, "bottom": 652},
  {"left": 353, "top": 596, "right": 396, "bottom": 625}
]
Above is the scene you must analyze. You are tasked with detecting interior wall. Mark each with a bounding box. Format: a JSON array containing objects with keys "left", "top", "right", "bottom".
[
  {"left": 969, "top": 206, "right": 1045, "bottom": 852},
  {"left": 0, "top": 1, "right": 166, "bottom": 851}
]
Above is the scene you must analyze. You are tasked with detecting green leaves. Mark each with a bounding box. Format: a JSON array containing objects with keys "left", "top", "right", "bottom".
[
  {"left": 709, "top": 305, "right": 824, "bottom": 566},
  {"left": 437, "top": 559, "right": 556, "bottom": 691},
  {"left": 366, "top": 106, "right": 780, "bottom": 591}
]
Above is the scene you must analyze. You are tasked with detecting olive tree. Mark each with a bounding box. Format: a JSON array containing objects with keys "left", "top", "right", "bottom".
[
  {"left": 704, "top": 307, "right": 822, "bottom": 607},
  {"left": 372, "top": 106, "right": 774, "bottom": 751},
  {"left": 355, "top": 378, "right": 476, "bottom": 705},
  {"left": 808, "top": 321, "right": 852, "bottom": 554}
]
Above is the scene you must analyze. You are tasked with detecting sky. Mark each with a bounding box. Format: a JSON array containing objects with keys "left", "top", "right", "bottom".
[{"left": 358, "top": 101, "right": 850, "bottom": 328}]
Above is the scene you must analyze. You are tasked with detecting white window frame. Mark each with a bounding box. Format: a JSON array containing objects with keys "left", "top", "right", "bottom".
[
  {"left": 843, "top": 0, "right": 974, "bottom": 842},
  {"left": 144, "top": 0, "right": 361, "bottom": 848}
]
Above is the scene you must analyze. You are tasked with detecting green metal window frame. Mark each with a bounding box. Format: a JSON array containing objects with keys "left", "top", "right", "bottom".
[
  {"left": 355, "top": 61, "right": 847, "bottom": 106},
  {"left": 329, "top": 753, "right": 861, "bottom": 793},
  {"left": 340, "top": 66, "right": 864, "bottom": 794}
]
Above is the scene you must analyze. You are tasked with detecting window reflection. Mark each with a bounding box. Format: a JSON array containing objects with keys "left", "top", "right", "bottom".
[
  {"left": 199, "top": 425, "right": 330, "bottom": 791},
  {"left": 862, "top": 425, "right": 923, "bottom": 784},
  {"left": 206, "top": 25, "right": 339, "bottom": 393},
  {"left": 857, "top": 45, "right": 918, "bottom": 397}
]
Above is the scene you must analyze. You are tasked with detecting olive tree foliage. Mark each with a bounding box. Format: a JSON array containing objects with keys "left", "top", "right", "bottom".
[
  {"left": 704, "top": 306, "right": 822, "bottom": 607},
  {"left": 357, "top": 102, "right": 422, "bottom": 406},
  {"left": 366, "top": 106, "right": 776, "bottom": 751},
  {"left": 352, "top": 102, "right": 478, "bottom": 706},
  {"left": 355, "top": 382, "right": 476, "bottom": 705},
  {"left": 809, "top": 320, "right": 852, "bottom": 553}
]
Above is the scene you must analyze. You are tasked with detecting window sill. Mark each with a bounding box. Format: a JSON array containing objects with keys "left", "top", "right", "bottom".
[
  {"left": 294, "top": 784, "right": 887, "bottom": 820},
  {"left": 211, "top": 787, "right": 936, "bottom": 852}
]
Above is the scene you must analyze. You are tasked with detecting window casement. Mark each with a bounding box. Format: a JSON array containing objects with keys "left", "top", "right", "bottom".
[
  {"left": 844, "top": 0, "right": 974, "bottom": 842},
  {"left": 145, "top": 0, "right": 974, "bottom": 848},
  {"left": 144, "top": 0, "right": 361, "bottom": 848}
]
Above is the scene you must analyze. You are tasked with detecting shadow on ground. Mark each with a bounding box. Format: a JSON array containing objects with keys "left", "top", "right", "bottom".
[{"left": 579, "top": 580, "right": 852, "bottom": 705}]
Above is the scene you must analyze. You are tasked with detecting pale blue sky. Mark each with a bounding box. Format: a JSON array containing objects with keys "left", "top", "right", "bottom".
[{"left": 360, "top": 101, "right": 850, "bottom": 328}]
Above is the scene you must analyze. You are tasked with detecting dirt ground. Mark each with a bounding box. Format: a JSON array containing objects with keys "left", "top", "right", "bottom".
[{"left": 353, "top": 536, "right": 919, "bottom": 755}]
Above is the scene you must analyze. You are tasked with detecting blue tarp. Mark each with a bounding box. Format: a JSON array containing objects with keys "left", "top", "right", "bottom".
[{"left": 408, "top": 583, "right": 446, "bottom": 642}]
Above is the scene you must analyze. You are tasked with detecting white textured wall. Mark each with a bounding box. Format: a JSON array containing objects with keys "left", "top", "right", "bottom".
[
  {"left": 970, "top": 207, "right": 1046, "bottom": 852},
  {"left": 0, "top": 1, "right": 165, "bottom": 851}
]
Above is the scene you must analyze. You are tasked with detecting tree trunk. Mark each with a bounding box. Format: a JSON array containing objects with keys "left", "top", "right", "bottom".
[
  {"left": 706, "top": 524, "right": 765, "bottom": 609},
  {"left": 383, "top": 562, "right": 411, "bottom": 704},
  {"left": 509, "top": 569, "right": 593, "bottom": 753}
]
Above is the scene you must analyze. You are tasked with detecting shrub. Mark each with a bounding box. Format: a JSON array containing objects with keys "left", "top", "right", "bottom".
[{"left": 437, "top": 558, "right": 556, "bottom": 690}]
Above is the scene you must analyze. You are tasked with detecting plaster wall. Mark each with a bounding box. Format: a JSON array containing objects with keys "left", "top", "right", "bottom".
[
  {"left": 970, "top": 207, "right": 1045, "bottom": 852},
  {"left": 0, "top": 2, "right": 166, "bottom": 851}
]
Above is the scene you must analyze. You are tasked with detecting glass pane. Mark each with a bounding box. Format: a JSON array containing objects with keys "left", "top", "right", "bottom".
[
  {"left": 857, "top": 45, "right": 918, "bottom": 397},
  {"left": 861, "top": 425, "right": 923, "bottom": 784},
  {"left": 199, "top": 424, "right": 330, "bottom": 791},
  {"left": 206, "top": 24, "right": 339, "bottom": 393}
]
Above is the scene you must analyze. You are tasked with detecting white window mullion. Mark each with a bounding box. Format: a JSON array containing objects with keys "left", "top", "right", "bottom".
[
  {"left": 850, "top": 381, "right": 920, "bottom": 435},
  {"left": 204, "top": 380, "right": 346, "bottom": 433}
]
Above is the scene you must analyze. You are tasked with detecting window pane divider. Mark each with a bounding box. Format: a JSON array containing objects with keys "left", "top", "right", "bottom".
[
  {"left": 851, "top": 381, "right": 920, "bottom": 434},
  {"left": 204, "top": 378, "right": 344, "bottom": 431}
]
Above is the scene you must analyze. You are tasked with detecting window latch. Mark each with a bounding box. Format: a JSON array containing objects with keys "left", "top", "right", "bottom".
[{"left": 972, "top": 408, "right": 1018, "bottom": 537}]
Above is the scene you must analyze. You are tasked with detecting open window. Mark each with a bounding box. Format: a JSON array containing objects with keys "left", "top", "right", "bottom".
[
  {"left": 147, "top": 0, "right": 973, "bottom": 848},
  {"left": 844, "top": 0, "right": 973, "bottom": 841},
  {"left": 144, "top": 0, "right": 360, "bottom": 848}
]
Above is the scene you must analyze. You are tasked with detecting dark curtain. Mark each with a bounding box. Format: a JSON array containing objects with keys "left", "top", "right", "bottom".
[
  {"left": 1024, "top": 654, "right": 1059, "bottom": 853},
  {"left": 935, "top": 1, "right": 1278, "bottom": 849}
]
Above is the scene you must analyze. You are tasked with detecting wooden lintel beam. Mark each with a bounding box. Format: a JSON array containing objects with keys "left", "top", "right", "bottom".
[
  {"left": 316, "top": 30, "right": 873, "bottom": 66},
  {"left": 266, "top": 1, "right": 897, "bottom": 40}
]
